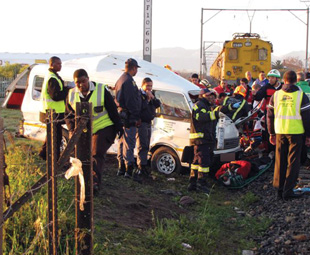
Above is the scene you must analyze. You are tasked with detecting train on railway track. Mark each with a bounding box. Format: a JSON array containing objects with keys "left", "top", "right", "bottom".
[{"left": 209, "top": 33, "right": 273, "bottom": 85}]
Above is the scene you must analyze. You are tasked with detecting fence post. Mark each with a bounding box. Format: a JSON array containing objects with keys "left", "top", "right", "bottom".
[
  {"left": 75, "top": 102, "right": 93, "bottom": 255},
  {"left": 0, "top": 118, "right": 4, "bottom": 255},
  {"left": 46, "top": 110, "right": 58, "bottom": 255}
]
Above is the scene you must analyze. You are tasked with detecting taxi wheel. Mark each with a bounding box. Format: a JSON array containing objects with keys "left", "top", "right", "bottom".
[{"left": 151, "top": 147, "right": 181, "bottom": 175}]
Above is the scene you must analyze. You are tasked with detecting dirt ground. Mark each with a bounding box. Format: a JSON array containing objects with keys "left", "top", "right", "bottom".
[{"left": 94, "top": 155, "right": 189, "bottom": 230}]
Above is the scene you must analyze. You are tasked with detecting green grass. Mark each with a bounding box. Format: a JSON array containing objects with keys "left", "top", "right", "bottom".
[
  {"left": 0, "top": 107, "right": 22, "bottom": 134},
  {"left": 0, "top": 106, "right": 272, "bottom": 254},
  {"left": 92, "top": 187, "right": 271, "bottom": 255}
]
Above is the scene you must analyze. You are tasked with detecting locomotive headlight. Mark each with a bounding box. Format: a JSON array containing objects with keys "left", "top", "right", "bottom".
[{"left": 226, "top": 71, "right": 231, "bottom": 76}]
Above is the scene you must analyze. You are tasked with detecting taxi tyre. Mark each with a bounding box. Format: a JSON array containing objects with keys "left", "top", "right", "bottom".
[{"left": 151, "top": 146, "right": 181, "bottom": 175}]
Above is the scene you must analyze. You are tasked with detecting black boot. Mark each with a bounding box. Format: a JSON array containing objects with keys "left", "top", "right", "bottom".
[
  {"left": 283, "top": 189, "right": 304, "bottom": 201},
  {"left": 138, "top": 165, "right": 149, "bottom": 177},
  {"left": 133, "top": 169, "right": 143, "bottom": 184},
  {"left": 197, "top": 172, "right": 210, "bottom": 195},
  {"left": 187, "top": 169, "right": 197, "bottom": 191},
  {"left": 124, "top": 165, "right": 133, "bottom": 178},
  {"left": 117, "top": 162, "right": 126, "bottom": 176}
]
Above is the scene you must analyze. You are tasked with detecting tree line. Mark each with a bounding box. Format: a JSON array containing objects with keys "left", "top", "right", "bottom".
[{"left": 0, "top": 63, "right": 29, "bottom": 79}]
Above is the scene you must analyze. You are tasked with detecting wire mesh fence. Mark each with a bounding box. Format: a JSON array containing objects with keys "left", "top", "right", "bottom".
[{"left": 0, "top": 78, "right": 13, "bottom": 98}]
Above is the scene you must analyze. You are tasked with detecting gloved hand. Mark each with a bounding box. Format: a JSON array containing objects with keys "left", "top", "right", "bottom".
[{"left": 232, "top": 102, "right": 241, "bottom": 109}]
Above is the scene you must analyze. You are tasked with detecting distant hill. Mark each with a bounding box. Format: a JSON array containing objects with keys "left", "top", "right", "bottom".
[
  {"left": 0, "top": 48, "right": 307, "bottom": 73},
  {"left": 110, "top": 47, "right": 201, "bottom": 72},
  {"left": 272, "top": 51, "right": 307, "bottom": 63}
]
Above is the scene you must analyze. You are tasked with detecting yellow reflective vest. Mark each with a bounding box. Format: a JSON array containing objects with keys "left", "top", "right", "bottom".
[
  {"left": 274, "top": 89, "right": 304, "bottom": 134},
  {"left": 40, "top": 71, "right": 65, "bottom": 113},
  {"left": 68, "top": 83, "right": 114, "bottom": 134}
]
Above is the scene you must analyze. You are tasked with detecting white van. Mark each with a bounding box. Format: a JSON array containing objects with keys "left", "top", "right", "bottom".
[{"left": 2, "top": 54, "right": 241, "bottom": 174}]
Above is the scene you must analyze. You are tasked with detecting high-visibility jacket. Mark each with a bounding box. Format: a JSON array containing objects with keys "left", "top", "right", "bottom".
[
  {"left": 68, "top": 83, "right": 114, "bottom": 134},
  {"left": 274, "top": 89, "right": 304, "bottom": 134},
  {"left": 40, "top": 71, "right": 65, "bottom": 113}
]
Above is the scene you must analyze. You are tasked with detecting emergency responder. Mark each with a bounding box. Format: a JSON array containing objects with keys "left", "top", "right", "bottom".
[
  {"left": 39, "top": 56, "right": 69, "bottom": 160},
  {"left": 198, "top": 79, "right": 211, "bottom": 89},
  {"left": 222, "top": 84, "right": 249, "bottom": 122},
  {"left": 136, "top": 77, "right": 161, "bottom": 177},
  {"left": 115, "top": 58, "right": 141, "bottom": 179},
  {"left": 267, "top": 70, "right": 310, "bottom": 200},
  {"left": 235, "top": 77, "right": 253, "bottom": 104},
  {"left": 188, "top": 88, "right": 241, "bottom": 194},
  {"left": 254, "top": 69, "right": 282, "bottom": 105},
  {"left": 254, "top": 69, "right": 282, "bottom": 155},
  {"left": 65, "top": 69, "right": 123, "bottom": 192}
]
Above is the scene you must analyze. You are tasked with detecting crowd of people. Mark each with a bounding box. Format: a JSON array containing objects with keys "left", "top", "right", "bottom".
[
  {"left": 189, "top": 69, "right": 310, "bottom": 200},
  {"left": 39, "top": 56, "right": 310, "bottom": 200}
]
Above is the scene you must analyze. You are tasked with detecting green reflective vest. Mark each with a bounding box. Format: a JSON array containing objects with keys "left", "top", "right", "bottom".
[
  {"left": 68, "top": 83, "right": 113, "bottom": 134},
  {"left": 40, "top": 71, "right": 65, "bottom": 113},
  {"left": 274, "top": 89, "right": 304, "bottom": 134}
]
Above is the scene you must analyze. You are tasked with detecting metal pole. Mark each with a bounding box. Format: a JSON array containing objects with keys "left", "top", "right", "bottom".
[
  {"left": 250, "top": 20, "right": 252, "bottom": 33},
  {"left": 75, "top": 102, "right": 93, "bottom": 255},
  {"left": 200, "top": 8, "right": 204, "bottom": 79},
  {"left": 143, "top": 0, "right": 152, "bottom": 62},
  {"left": 306, "top": 7, "right": 309, "bottom": 71},
  {"left": 47, "top": 110, "right": 58, "bottom": 255}
]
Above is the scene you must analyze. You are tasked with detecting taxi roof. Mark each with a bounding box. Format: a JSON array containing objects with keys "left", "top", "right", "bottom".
[{"left": 59, "top": 54, "right": 200, "bottom": 94}]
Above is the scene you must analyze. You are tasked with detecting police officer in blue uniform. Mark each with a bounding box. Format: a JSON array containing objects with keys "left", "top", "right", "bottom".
[
  {"left": 115, "top": 58, "right": 141, "bottom": 178},
  {"left": 136, "top": 77, "right": 161, "bottom": 177}
]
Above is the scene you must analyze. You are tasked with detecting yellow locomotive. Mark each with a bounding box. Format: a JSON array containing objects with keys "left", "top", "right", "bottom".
[{"left": 209, "top": 33, "right": 273, "bottom": 85}]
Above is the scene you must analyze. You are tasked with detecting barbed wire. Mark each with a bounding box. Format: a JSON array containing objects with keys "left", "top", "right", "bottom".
[
  {"left": 1, "top": 171, "right": 71, "bottom": 228},
  {"left": 1, "top": 112, "right": 93, "bottom": 253},
  {"left": 21, "top": 197, "right": 76, "bottom": 255},
  {"left": 1, "top": 164, "right": 89, "bottom": 253}
]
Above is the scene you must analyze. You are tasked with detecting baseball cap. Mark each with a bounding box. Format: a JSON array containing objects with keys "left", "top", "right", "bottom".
[{"left": 125, "top": 58, "right": 141, "bottom": 68}]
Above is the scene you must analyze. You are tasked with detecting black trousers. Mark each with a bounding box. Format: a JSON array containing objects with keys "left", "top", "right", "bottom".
[
  {"left": 191, "top": 143, "right": 214, "bottom": 173},
  {"left": 92, "top": 125, "right": 116, "bottom": 186},
  {"left": 274, "top": 134, "right": 302, "bottom": 195},
  {"left": 40, "top": 116, "right": 64, "bottom": 160}
]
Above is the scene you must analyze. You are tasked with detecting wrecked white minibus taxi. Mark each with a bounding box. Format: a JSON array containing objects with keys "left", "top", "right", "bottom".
[{"left": 2, "top": 54, "right": 241, "bottom": 175}]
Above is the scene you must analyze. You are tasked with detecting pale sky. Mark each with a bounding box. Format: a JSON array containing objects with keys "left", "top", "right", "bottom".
[{"left": 2, "top": 0, "right": 309, "bottom": 57}]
